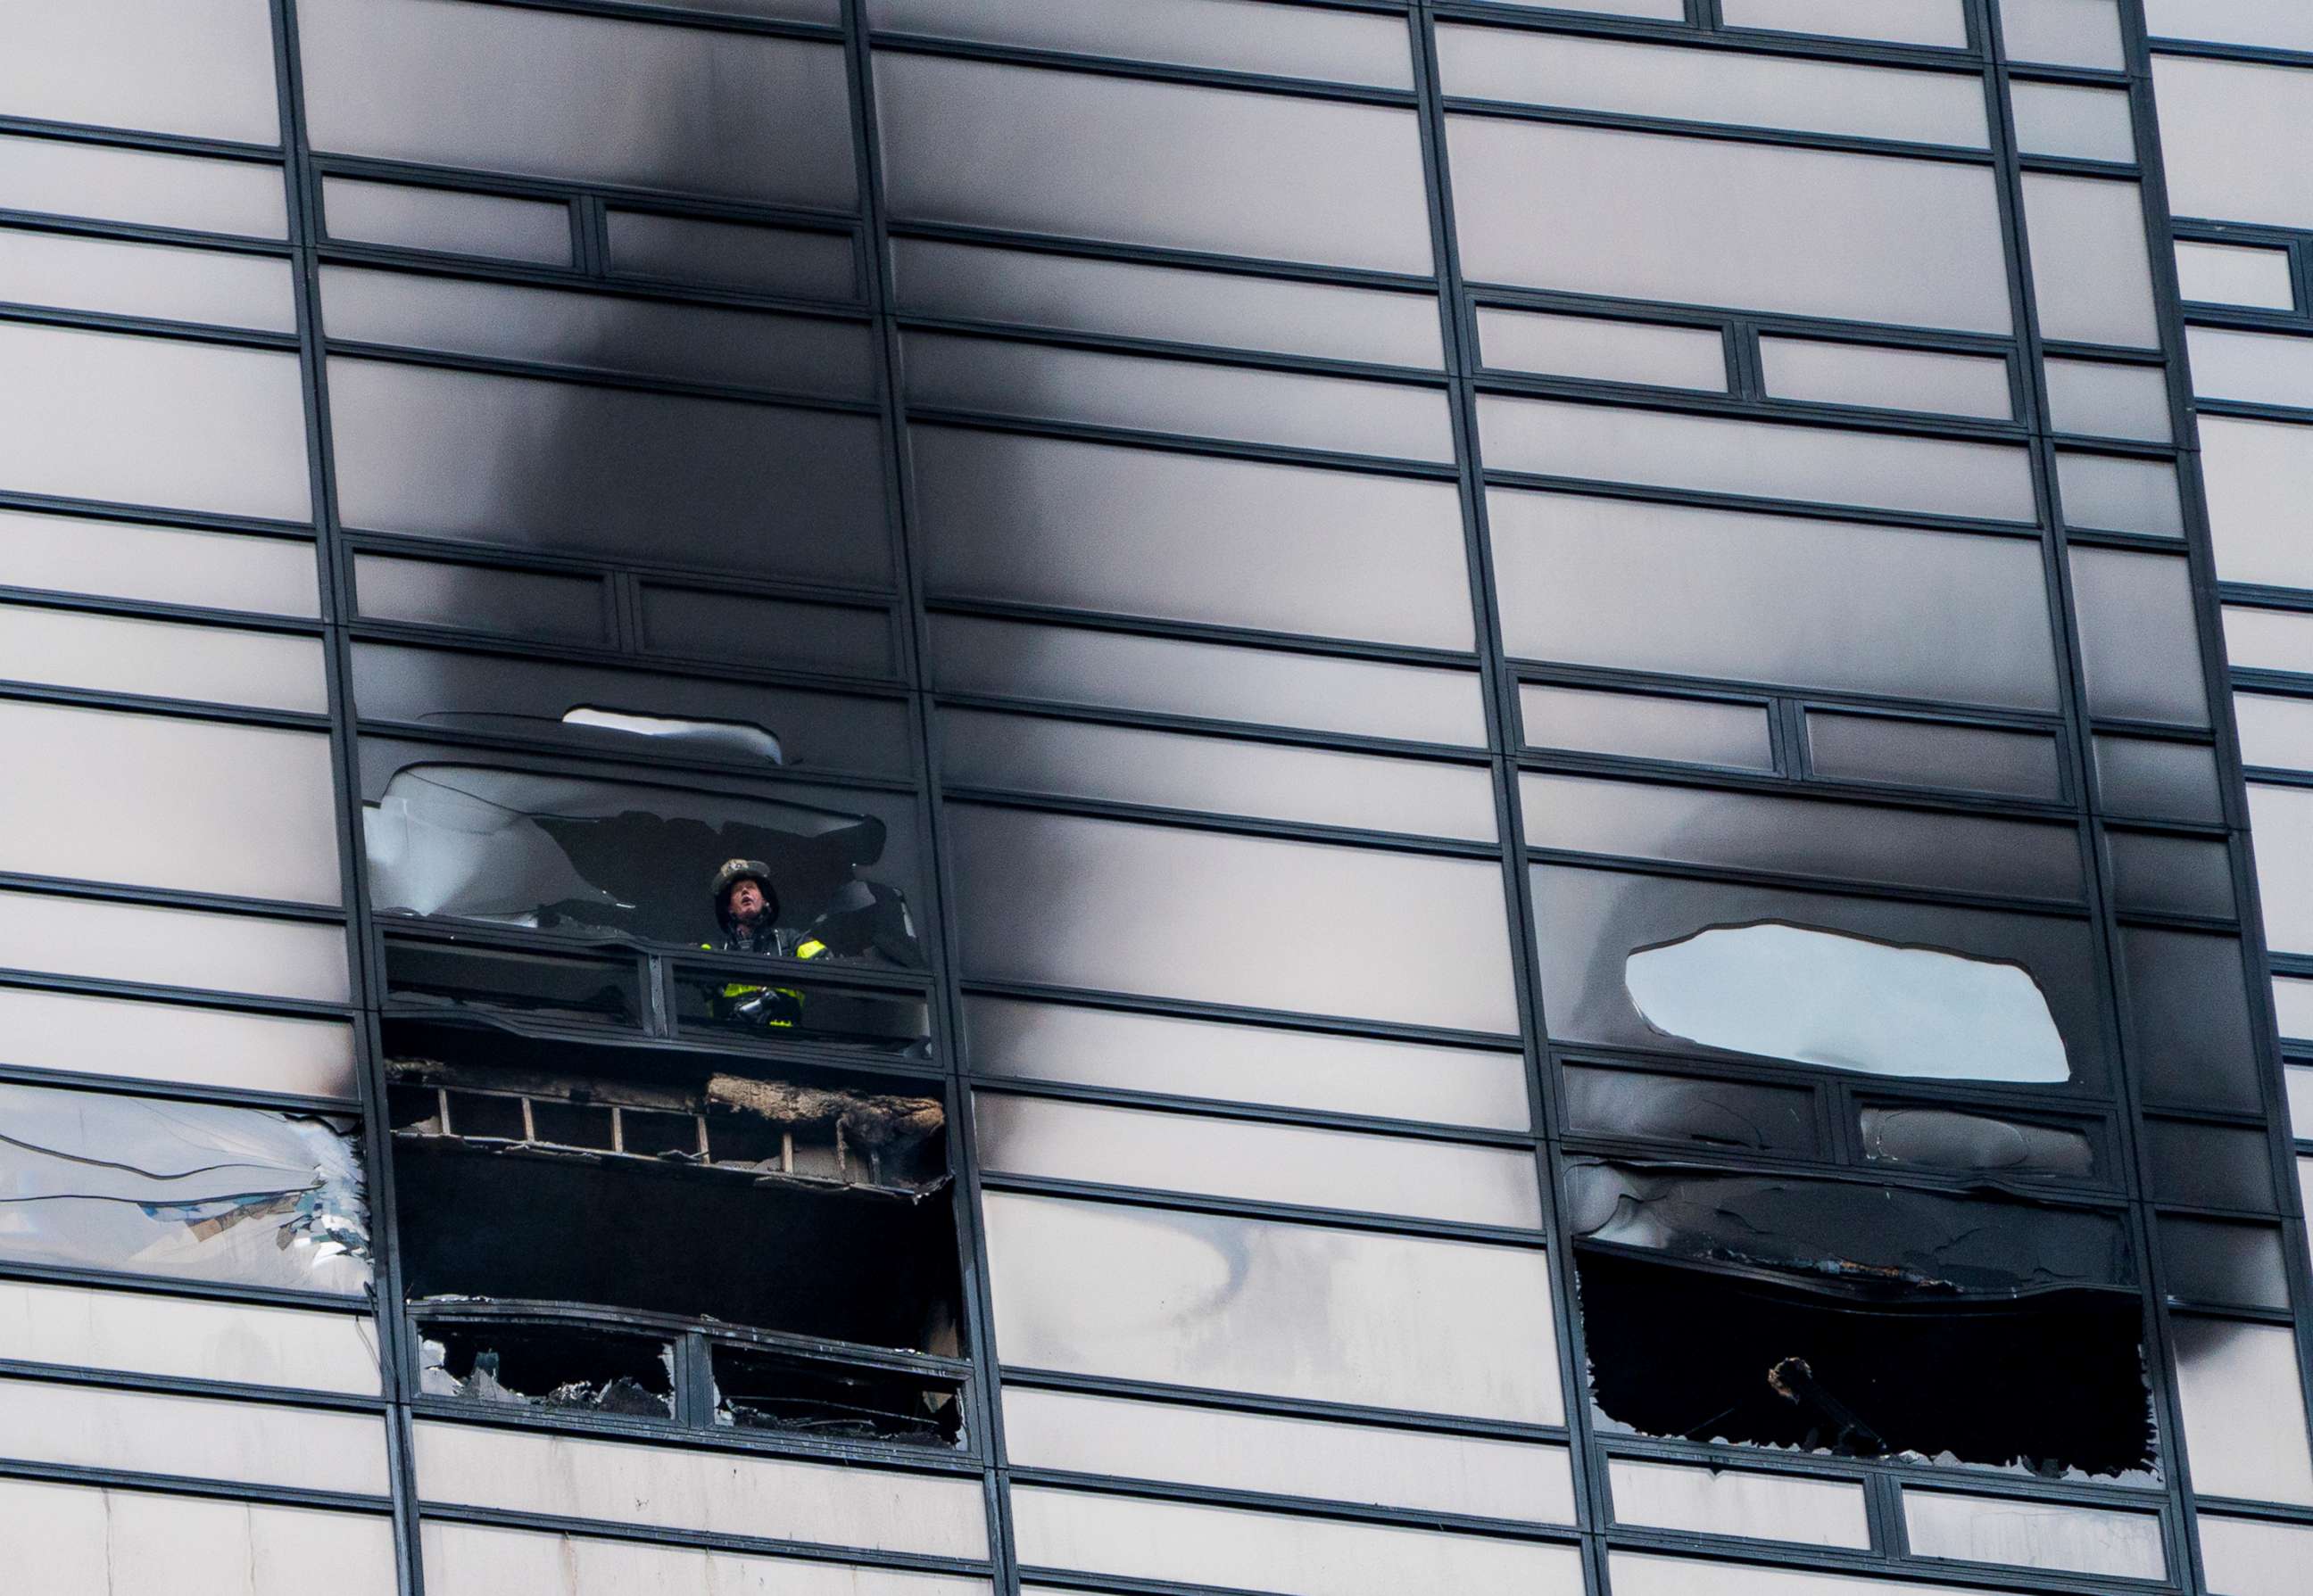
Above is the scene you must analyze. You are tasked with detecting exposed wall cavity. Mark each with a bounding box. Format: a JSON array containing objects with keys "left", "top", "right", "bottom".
[
  {"left": 0, "top": 1081, "right": 369, "bottom": 1294},
  {"left": 1567, "top": 1159, "right": 2151, "bottom": 1477}
]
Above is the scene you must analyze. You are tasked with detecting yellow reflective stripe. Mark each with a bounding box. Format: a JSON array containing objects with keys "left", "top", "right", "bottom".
[{"left": 797, "top": 939, "right": 827, "bottom": 960}]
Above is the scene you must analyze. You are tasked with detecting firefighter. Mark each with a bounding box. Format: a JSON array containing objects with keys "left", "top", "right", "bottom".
[{"left": 704, "top": 858, "right": 828, "bottom": 1028}]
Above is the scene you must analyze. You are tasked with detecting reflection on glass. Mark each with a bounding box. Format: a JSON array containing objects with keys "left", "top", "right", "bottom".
[
  {"left": 1805, "top": 711, "right": 2062, "bottom": 803},
  {"left": 0, "top": 1082, "right": 369, "bottom": 1295},
  {"left": 2094, "top": 734, "right": 2225, "bottom": 823},
  {"left": 1563, "top": 1063, "right": 1821, "bottom": 1158},
  {"left": 2124, "top": 929, "right": 2264, "bottom": 1112},
  {"left": 2160, "top": 1215, "right": 2293, "bottom": 1311},
  {"left": 607, "top": 211, "right": 858, "bottom": 301},
  {"left": 1860, "top": 1106, "right": 2094, "bottom": 1178},
  {"left": 1624, "top": 922, "right": 2070, "bottom": 1083},
  {"left": 2068, "top": 549, "right": 2211, "bottom": 727}
]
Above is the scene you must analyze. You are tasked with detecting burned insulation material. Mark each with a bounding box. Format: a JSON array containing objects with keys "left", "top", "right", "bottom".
[
  {"left": 1625, "top": 922, "right": 2070, "bottom": 1083},
  {"left": 0, "top": 1081, "right": 369, "bottom": 1294},
  {"left": 419, "top": 1320, "right": 675, "bottom": 1418},
  {"left": 362, "top": 763, "right": 921, "bottom": 962},
  {"left": 1565, "top": 1160, "right": 2151, "bottom": 1476}
]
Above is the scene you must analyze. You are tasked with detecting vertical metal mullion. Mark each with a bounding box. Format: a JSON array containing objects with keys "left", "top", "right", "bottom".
[
  {"left": 267, "top": 3, "right": 424, "bottom": 1592},
  {"left": 1409, "top": 9, "right": 1604, "bottom": 1593},
  {"left": 2113, "top": 2, "right": 2313, "bottom": 1578},
  {"left": 839, "top": 4, "right": 1015, "bottom": 1590}
]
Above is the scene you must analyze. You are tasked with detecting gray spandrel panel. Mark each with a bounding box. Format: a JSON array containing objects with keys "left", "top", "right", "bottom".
[
  {"left": 1448, "top": 118, "right": 2012, "bottom": 333},
  {"left": 1489, "top": 491, "right": 2061, "bottom": 710},
  {"left": 2022, "top": 175, "right": 2162, "bottom": 349},
  {"left": 327, "top": 358, "right": 891, "bottom": 588},
  {"left": 0, "top": 136, "right": 286, "bottom": 239},
  {"left": 1436, "top": 26, "right": 1988, "bottom": 146},
  {"left": 319, "top": 266, "right": 876, "bottom": 398},
  {"left": 1722, "top": 0, "right": 1969, "bottom": 46},
  {"left": 2002, "top": 0, "right": 2128, "bottom": 69},
  {"left": 2148, "top": 0, "right": 2313, "bottom": 49},
  {"left": 0, "top": 0, "right": 280, "bottom": 144},
  {"left": 2202, "top": 416, "right": 2313, "bottom": 589},
  {"left": 297, "top": 0, "right": 857, "bottom": 207},
  {"left": 0, "top": 227, "right": 295, "bottom": 332},
  {"left": 605, "top": 212, "right": 858, "bottom": 302},
  {"left": 2067, "top": 549, "right": 2212, "bottom": 727},
  {"left": 2152, "top": 54, "right": 2313, "bottom": 230},
  {"left": 2124, "top": 929, "right": 2265, "bottom": 1113},
  {"left": 321, "top": 178, "right": 573, "bottom": 268},
  {"left": 867, "top": 0, "right": 1415, "bottom": 88},
  {"left": 875, "top": 52, "right": 1435, "bottom": 273},
  {"left": 913, "top": 426, "right": 1474, "bottom": 648}
]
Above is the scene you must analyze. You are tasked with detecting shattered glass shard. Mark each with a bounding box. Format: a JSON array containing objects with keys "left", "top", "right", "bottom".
[{"left": 1625, "top": 922, "right": 2069, "bottom": 1083}]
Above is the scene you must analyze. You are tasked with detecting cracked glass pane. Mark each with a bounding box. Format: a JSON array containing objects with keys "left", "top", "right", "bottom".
[
  {"left": 1625, "top": 923, "right": 2071, "bottom": 1084},
  {"left": 0, "top": 1082, "right": 369, "bottom": 1294}
]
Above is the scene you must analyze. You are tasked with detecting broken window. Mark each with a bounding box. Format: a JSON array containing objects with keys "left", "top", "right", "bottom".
[
  {"left": 0, "top": 1082, "right": 369, "bottom": 1294},
  {"left": 361, "top": 755, "right": 924, "bottom": 967},
  {"left": 385, "top": 1018, "right": 963, "bottom": 1443},
  {"left": 1565, "top": 1159, "right": 2151, "bottom": 1477},
  {"left": 1624, "top": 922, "right": 2070, "bottom": 1084}
]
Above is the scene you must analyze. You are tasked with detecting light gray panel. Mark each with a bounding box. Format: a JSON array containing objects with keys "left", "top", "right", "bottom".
[{"left": 0, "top": 1, "right": 279, "bottom": 143}]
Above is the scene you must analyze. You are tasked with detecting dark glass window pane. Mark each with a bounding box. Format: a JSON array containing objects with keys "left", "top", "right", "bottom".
[
  {"left": 297, "top": 0, "right": 857, "bottom": 207},
  {"left": 2046, "top": 360, "right": 2171, "bottom": 442},
  {"left": 1490, "top": 491, "right": 2060, "bottom": 710},
  {"left": 1521, "top": 771, "right": 2085, "bottom": 902},
  {"left": 1447, "top": 118, "right": 2010, "bottom": 333},
  {"left": 1562, "top": 1063, "right": 1821, "bottom": 1158},
  {"left": 327, "top": 358, "right": 891, "bottom": 588},
  {"left": 1806, "top": 712, "right": 2064, "bottom": 802},
  {"left": 1521, "top": 685, "right": 1773, "bottom": 771},
  {"left": 875, "top": 52, "right": 1433, "bottom": 273},
  {"left": 2145, "top": 1120, "right": 2276, "bottom": 1211},
  {"left": 2095, "top": 734, "right": 2225, "bottom": 823},
  {"left": 928, "top": 614, "right": 1488, "bottom": 747},
  {"left": 353, "top": 551, "right": 610, "bottom": 648},
  {"left": 419, "top": 1318, "right": 673, "bottom": 1418},
  {"left": 320, "top": 267, "right": 875, "bottom": 397},
  {"left": 1479, "top": 394, "right": 2035, "bottom": 522},
  {"left": 636, "top": 583, "right": 897, "bottom": 679},
  {"left": 893, "top": 237, "right": 1440, "bottom": 368},
  {"left": 937, "top": 706, "right": 1497, "bottom": 840},
  {"left": 2122, "top": 930, "right": 2265, "bottom": 1112},
  {"left": 606, "top": 211, "right": 857, "bottom": 302},
  {"left": 2108, "top": 830, "right": 2235, "bottom": 919},
  {"left": 0, "top": 1, "right": 279, "bottom": 144},
  {"left": 2067, "top": 550, "right": 2211, "bottom": 727},
  {"left": 902, "top": 330, "right": 1455, "bottom": 462},
  {"left": 321, "top": 177, "right": 572, "bottom": 267},
  {"left": 1858, "top": 1106, "right": 2095, "bottom": 1179},
  {"left": 712, "top": 1342, "right": 960, "bottom": 1446},
  {"left": 2058, "top": 451, "right": 2184, "bottom": 537},
  {"left": 2160, "top": 1216, "right": 2293, "bottom": 1310},
  {"left": 868, "top": 0, "right": 1414, "bottom": 87},
  {"left": 949, "top": 803, "right": 1518, "bottom": 1032},
  {"left": 915, "top": 426, "right": 1473, "bottom": 649}
]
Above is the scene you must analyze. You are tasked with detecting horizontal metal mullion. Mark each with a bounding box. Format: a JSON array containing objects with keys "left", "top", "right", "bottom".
[
  {"left": 0, "top": 1257, "right": 369, "bottom": 1316},
  {"left": 0, "top": 1458, "right": 388, "bottom": 1514},
  {"left": 1549, "top": 1038, "right": 2126, "bottom": 1115},
  {"left": 0, "top": 487, "right": 313, "bottom": 541},
  {"left": 0, "top": 677, "right": 330, "bottom": 733},
  {"left": 402, "top": 1395, "right": 984, "bottom": 1473},
  {"left": 307, "top": 153, "right": 863, "bottom": 236},
  {"left": 352, "top": 717, "right": 921, "bottom": 794},
  {"left": 933, "top": 691, "right": 1495, "bottom": 765},
  {"left": 411, "top": 1297, "right": 973, "bottom": 1377},
  {"left": 336, "top": 527, "right": 901, "bottom": 609},
  {"left": 0, "top": 112, "right": 280, "bottom": 162},
  {"left": 0, "top": 1060, "right": 358, "bottom": 1121},
  {"left": 1472, "top": 366, "right": 2032, "bottom": 442},
  {"left": 0, "top": 206, "right": 289, "bottom": 254},
  {"left": 891, "top": 311, "right": 1446, "bottom": 386},
  {"left": 2144, "top": 37, "right": 2313, "bottom": 71},
  {"left": 1599, "top": 1526, "right": 2155, "bottom": 1596},
  {"left": 379, "top": 1005, "right": 948, "bottom": 1087},
  {"left": 452, "top": 0, "right": 841, "bottom": 42},
  {"left": 0, "top": 867, "right": 344, "bottom": 923},
  {"left": 314, "top": 244, "right": 878, "bottom": 322},
  {"left": 923, "top": 595, "right": 1481, "bottom": 672},
  {"left": 1601, "top": 1427, "right": 2164, "bottom": 1510},
  {"left": 0, "top": 964, "right": 351, "bottom": 1021},
  {"left": 1521, "top": 844, "right": 2091, "bottom": 916},
  {"left": 1435, "top": 3, "right": 1983, "bottom": 71},
  {"left": 1516, "top": 746, "right": 2082, "bottom": 824},
  {"left": 0, "top": 584, "right": 326, "bottom": 639}
]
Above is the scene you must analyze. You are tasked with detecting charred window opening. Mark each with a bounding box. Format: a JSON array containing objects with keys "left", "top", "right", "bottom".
[
  {"left": 1567, "top": 1161, "right": 2152, "bottom": 1478},
  {"left": 362, "top": 760, "right": 924, "bottom": 967},
  {"left": 419, "top": 1319, "right": 676, "bottom": 1418},
  {"left": 386, "top": 1017, "right": 963, "bottom": 1443}
]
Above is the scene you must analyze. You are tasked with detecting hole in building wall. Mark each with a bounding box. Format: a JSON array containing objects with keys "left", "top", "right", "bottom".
[{"left": 1567, "top": 1160, "right": 2152, "bottom": 1478}]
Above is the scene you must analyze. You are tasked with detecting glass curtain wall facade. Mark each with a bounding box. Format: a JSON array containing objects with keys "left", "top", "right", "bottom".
[{"left": 0, "top": 1, "right": 2308, "bottom": 1593}]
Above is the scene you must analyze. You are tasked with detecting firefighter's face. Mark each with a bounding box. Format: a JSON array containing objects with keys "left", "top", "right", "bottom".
[{"left": 725, "top": 880, "right": 767, "bottom": 923}]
